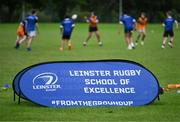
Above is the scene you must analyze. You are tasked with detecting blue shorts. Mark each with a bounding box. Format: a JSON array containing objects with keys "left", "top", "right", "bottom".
[
  {"left": 62, "top": 34, "right": 71, "bottom": 40},
  {"left": 124, "top": 28, "right": 133, "bottom": 33},
  {"left": 163, "top": 30, "right": 174, "bottom": 37}
]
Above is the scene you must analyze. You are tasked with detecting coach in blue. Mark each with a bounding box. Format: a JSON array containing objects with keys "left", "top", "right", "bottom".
[
  {"left": 59, "top": 15, "right": 75, "bottom": 51},
  {"left": 26, "top": 10, "right": 39, "bottom": 51},
  {"left": 119, "top": 13, "right": 136, "bottom": 50},
  {"left": 161, "top": 11, "right": 178, "bottom": 49}
]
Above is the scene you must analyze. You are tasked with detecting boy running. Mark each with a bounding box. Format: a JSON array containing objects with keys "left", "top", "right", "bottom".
[
  {"left": 14, "top": 20, "right": 27, "bottom": 49},
  {"left": 135, "top": 12, "right": 147, "bottom": 45},
  {"left": 161, "top": 11, "right": 178, "bottom": 48},
  {"left": 119, "top": 13, "right": 136, "bottom": 50},
  {"left": 59, "top": 15, "right": 75, "bottom": 51},
  {"left": 83, "top": 12, "right": 102, "bottom": 46},
  {"left": 26, "top": 10, "right": 39, "bottom": 51}
]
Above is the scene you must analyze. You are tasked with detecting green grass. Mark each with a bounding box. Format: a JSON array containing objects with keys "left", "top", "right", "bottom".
[{"left": 0, "top": 23, "right": 180, "bottom": 122}]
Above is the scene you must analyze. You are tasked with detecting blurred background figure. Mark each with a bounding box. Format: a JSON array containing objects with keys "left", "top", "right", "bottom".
[
  {"left": 119, "top": 12, "right": 136, "bottom": 50},
  {"left": 59, "top": 15, "right": 75, "bottom": 51},
  {"left": 83, "top": 12, "right": 102, "bottom": 47},
  {"left": 135, "top": 12, "right": 147, "bottom": 46},
  {"left": 161, "top": 11, "right": 178, "bottom": 49}
]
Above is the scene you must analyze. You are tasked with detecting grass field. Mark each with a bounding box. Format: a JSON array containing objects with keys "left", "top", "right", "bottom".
[{"left": 0, "top": 23, "right": 180, "bottom": 122}]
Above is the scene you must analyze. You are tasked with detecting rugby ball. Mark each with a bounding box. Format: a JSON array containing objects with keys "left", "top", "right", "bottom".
[{"left": 72, "top": 14, "right": 78, "bottom": 20}]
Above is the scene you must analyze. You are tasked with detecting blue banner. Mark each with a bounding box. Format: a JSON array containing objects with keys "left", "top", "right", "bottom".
[{"left": 13, "top": 60, "right": 160, "bottom": 107}]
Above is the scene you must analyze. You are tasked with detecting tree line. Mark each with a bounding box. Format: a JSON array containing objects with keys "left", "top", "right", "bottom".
[{"left": 0, "top": 0, "right": 180, "bottom": 23}]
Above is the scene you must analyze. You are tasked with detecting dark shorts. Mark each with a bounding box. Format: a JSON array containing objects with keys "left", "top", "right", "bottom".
[
  {"left": 163, "top": 30, "right": 174, "bottom": 37},
  {"left": 89, "top": 27, "right": 98, "bottom": 32},
  {"left": 124, "top": 28, "right": 133, "bottom": 34},
  {"left": 62, "top": 34, "right": 71, "bottom": 40}
]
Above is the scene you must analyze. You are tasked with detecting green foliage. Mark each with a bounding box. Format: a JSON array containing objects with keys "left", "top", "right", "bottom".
[
  {"left": 1, "top": 0, "right": 180, "bottom": 22},
  {"left": 0, "top": 23, "right": 180, "bottom": 121}
]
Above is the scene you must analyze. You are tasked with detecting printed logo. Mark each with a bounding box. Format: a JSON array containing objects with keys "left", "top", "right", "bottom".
[{"left": 32, "top": 72, "right": 61, "bottom": 91}]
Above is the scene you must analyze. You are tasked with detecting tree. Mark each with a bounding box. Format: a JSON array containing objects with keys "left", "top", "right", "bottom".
[{"left": 0, "top": 0, "right": 180, "bottom": 22}]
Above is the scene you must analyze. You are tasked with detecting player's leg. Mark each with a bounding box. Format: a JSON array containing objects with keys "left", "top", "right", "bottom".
[
  {"left": 59, "top": 39, "right": 65, "bottom": 51},
  {"left": 27, "top": 36, "right": 33, "bottom": 51},
  {"left": 168, "top": 37, "right": 174, "bottom": 48},
  {"left": 129, "top": 32, "right": 135, "bottom": 49},
  {"left": 95, "top": 31, "right": 102, "bottom": 46},
  {"left": 125, "top": 32, "right": 132, "bottom": 50},
  {"left": 168, "top": 31, "right": 174, "bottom": 48},
  {"left": 142, "top": 33, "right": 146, "bottom": 41},
  {"left": 67, "top": 39, "right": 72, "bottom": 50},
  {"left": 15, "top": 36, "right": 20, "bottom": 49},
  {"left": 68, "top": 34, "right": 72, "bottom": 50},
  {"left": 141, "top": 30, "right": 146, "bottom": 45},
  {"left": 83, "top": 32, "right": 92, "bottom": 46},
  {"left": 60, "top": 34, "right": 66, "bottom": 51},
  {"left": 135, "top": 30, "right": 141, "bottom": 45},
  {"left": 162, "top": 37, "right": 167, "bottom": 48},
  {"left": 26, "top": 31, "right": 36, "bottom": 51},
  {"left": 15, "top": 30, "right": 25, "bottom": 49},
  {"left": 162, "top": 31, "right": 168, "bottom": 48},
  {"left": 19, "top": 35, "right": 27, "bottom": 44}
]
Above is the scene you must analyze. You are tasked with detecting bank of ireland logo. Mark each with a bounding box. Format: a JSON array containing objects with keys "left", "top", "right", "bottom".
[{"left": 32, "top": 72, "right": 61, "bottom": 91}]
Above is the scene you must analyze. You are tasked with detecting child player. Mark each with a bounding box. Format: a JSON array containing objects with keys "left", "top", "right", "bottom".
[
  {"left": 83, "top": 12, "right": 102, "bottom": 46},
  {"left": 119, "top": 13, "right": 136, "bottom": 50},
  {"left": 161, "top": 11, "right": 178, "bottom": 48},
  {"left": 14, "top": 20, "right": 27, "bottom": 49},
  {"left": 59, "top": 15, "right": 75, "bottom": 51},
  {"left": 26, "top": 10, "right": 39, "bottom": 51},
  {"left": 135, "top": 12, "right": 147, "bottom": 45}
]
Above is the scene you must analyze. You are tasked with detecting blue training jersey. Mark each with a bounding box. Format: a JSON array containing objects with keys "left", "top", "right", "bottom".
[
  {"left": 163, "top": 17, "right": 175, "bottom": 31},
  {"left": 60, "top": 18, "right": 75, "bottom": 35},
  {"left": 26, "top": 15, "right": 38, "bottom": 32},
  {"left": 21, "top": 20, "right": 27, "bottom": 33},
  {"left": 119, "top": 15, "right": 135, "bottom": 30}
]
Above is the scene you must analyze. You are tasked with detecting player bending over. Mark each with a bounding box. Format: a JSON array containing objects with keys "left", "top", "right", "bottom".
[
  {"left": 59, "top": 15, "right": 75, "bottom": 51},
  {"left": 119, "top": 13, "right": 136, "bottom": 50},
  {"left": 83, "top": 12, "right": 102, "bottom": 46},
  {"left": 14, "top": 20, "right": 27, "bottom": 49},
  {"left": 135, "top": 12, "right": 147, "bottom": 45},
  {"left": 26, "top": 10, "right": 39, "bottom": 51},
  {"left": 161, "top": 11, "right": 178, "bottom": 49}
]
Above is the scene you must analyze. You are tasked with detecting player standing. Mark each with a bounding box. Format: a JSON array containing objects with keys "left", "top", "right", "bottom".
[
  {"left": 14, "top": 20, "right": 27, "bottom": 49},
  {"left": 59, "top": 15, "right": 75, "bottom": 51},
  {"left": 83, "top": 12, "right": 102, "bottom": 46},
  {"left": 26, "top": 10, "right": 39, "bottom": 51},
  {"left": 119, "top": 13, "right": 136, "bottom": 50},
  {"left": 135, "top": 12, "right": 147, "bottom": 45},
  {"left": 161, "top": 11, "right": 178, "bottom": 48}
]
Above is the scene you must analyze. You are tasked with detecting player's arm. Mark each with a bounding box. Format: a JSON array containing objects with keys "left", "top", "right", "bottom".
[
  {"left": 95, "top": 16, "right": 99, "bottom": 23},
  {"left": 118, "top": 21, "right": 123, "bottom": 34},
  {"left": 84, "top": 16, "right": 89, "bottom": 23},
  {"left": 162, "top": 23, "right": 165, "bottom": 27},
  {"left": 162, "top": 19, "right": 165, "bottom": 27},
  {"left": 36, "top": 23, "right": 39, "bottom": 34},
  {"left": 133, "top": 19, "right": 137, "bottom": 31},
  {"left": 35, "top": 17, "right": 39, "bottom": 34},
  {"left": 175, "top": 20, "right": 179, "bottom": 29},
  {"left": 59, "top": 25, "right": 63, "bottom": 35},
  {"left": 71, "top": 23, "right": 75, "bottom": 31}
]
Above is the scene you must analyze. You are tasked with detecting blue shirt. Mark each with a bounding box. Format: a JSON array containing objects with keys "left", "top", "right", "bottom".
[
  {"left": 60, "top": 18, "right": 75, "bottom": 35},
  {"left": 119, "top": 15, "right": 135, "bottom": 30},
  {"left": 21, "top": 20, "right": 27, "bottom": 33},
  {"left": 26, "top": 15, "right": 38, "bottom": 32},
  {"left": 163, "top": 17, "right": 175, "bottom": 31}
]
